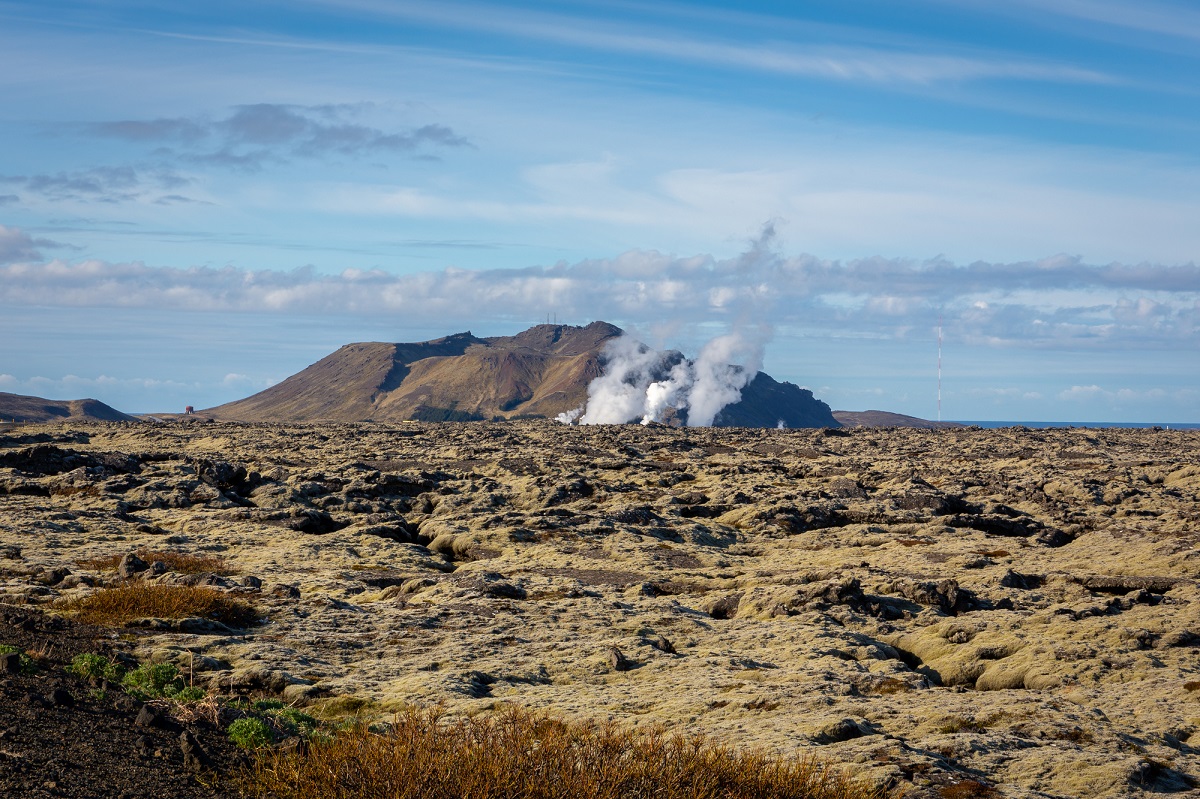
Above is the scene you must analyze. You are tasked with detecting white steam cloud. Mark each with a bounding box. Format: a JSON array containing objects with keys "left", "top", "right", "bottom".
[
  {"left": 575, "top": 329, "right": 764, "bottom": 426},
  {"left": 574, "top": 225, "right": 779, "bottom": 427}
]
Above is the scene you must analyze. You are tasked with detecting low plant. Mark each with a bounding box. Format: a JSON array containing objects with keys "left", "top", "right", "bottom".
[
  {"left": 0, "top": 644, "right": 37, "bottom": 675},
  {"left": 869, "top": 677, "right": 913, "bottom": 695},
  {"left": 271, "top": 707, "right": 319, "bottom": 738},
  {"left": 243, "top": 706, "right": 881, "bottom": 799},
  {"left": 77, "top": 549, "right": 235, "bottom": 576},
  {"left": 121, "top": 662, "right": 206, "bottom": 701},
  {"left": 229, "top": 717, "right": 273, "bottom": 749},
  {"left": 55, "top": 583, "right": 259, "bottom": 627},
  {"left": 234, "top": 698, "right": 323, "bottom": 740},
  {"left": 938, "top": 780, "right": 999, "bottom": 798},
  {"left": 67, "top": 652, "right": 126, "bottom": 683},
  {"left": 173, "top": 685, "right": 208, "bottom": 702},
  {"left": 123, "top": 662, "right": 184, "bottom": 699},
  {"left": 935, "top": 715, "right": 986, "bottom": 735}
]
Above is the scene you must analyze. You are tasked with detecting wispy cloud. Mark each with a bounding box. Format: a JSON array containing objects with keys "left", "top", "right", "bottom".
[
  {"left": 2, "top": 237, "right": 1194, "bottom": 351},
  {"left": 0, "top": 371, "right": 274, "bottom": 402},
  {"left": 1001, "top": 0, "right": 1200, "bottom": 43},
  {"left": 0, "top": 225, "right": 62, "bottom": 263},
  {"left": 1057, "top": 383, "right": 1198, "bottom": 405},
  {"left": 89, "top": 103, "right": 470, "bottom": 173},
  {"left": 328, "top": 0, "right": 1113, "bottom": 87},
  {"left": 1, "top": 166, "right": 190, "bottom": 204},
  {"left": 0, "top": 372, "right": 191, "bottom": 394}
]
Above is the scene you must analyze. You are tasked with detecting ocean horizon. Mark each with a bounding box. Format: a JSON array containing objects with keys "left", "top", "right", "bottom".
[{"left": 950, "top": 420, "right": 1200, "bottom": 430}]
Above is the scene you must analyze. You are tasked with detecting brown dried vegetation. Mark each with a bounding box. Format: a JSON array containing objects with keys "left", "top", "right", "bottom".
[
  {"left": 243, "top": 707, "right": 880, "bottom": 799},
  {"left": 76, "top": 549, "right": 235, "bottom": 575},
  {"left": 938, "top": 780, "right": 999, "bottom": 799},
  {"left": 55, "top": 583, "right": 258, "bottom": 627}
]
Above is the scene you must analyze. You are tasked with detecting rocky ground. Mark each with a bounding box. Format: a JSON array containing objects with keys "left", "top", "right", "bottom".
[
  {"left": 1, "top": 420, "right": 1198, "bottom": 798},
  {"left": 0, "top": 605, "right": 245, "bottom": 798}
]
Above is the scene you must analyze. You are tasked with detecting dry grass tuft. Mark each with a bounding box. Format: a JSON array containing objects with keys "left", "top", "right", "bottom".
[
  {"left": 56, "top": 583, "right": 259, "bottom": 627},
  {"left": 938, "top": 780, "right": 998, "bottom": 798},
  {"left": 77, "top": 549, "right": 235, "bottom": 575},
  {"left": 868, "top": 677, "right": 912, "bottom": 696},
  {"left": 243, "top": 706, "right": 881, "bottom": 799},
  {"left": 935, "top": 716, "right": 986, "bottom": 735},
  {"left": 1184, "top": 681, "right": 1200, "bottom": 692}
]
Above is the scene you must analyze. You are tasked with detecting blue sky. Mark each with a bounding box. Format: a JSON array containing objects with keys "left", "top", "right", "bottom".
[{"left": 1, "top": 0, "right": 1197, "bottom": 421}]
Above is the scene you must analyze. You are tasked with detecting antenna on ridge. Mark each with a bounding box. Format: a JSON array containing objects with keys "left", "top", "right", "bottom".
[{"left": 937, "top": 315, "right": 943, "bottom": 423}]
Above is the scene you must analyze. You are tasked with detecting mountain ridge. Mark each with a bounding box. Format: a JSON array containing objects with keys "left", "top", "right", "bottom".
[
  {"left": 206, "top": 321, "right": 839, "bottom": 427},
  {"left": 0, "top": 392, "right": 138, "bottom": 424}
]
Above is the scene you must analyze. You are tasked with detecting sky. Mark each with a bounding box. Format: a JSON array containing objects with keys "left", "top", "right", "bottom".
[{"left": 1, "top": 0, "right": 1197, "bottom": 422}]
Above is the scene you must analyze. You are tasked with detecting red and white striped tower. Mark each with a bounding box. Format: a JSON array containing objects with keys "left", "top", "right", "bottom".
[{"left": 937, "top": 316, "right": 943, "bottom": 423}]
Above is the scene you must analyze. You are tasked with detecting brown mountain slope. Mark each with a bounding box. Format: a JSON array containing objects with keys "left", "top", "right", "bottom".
[
  {"left": 0, "top": 392, "right": 137, "bottom": 424},
  {"left": 834, "top": 409, "right": 965, "bottom": 429},
  {"left": 205, "top": 332, "right": 485, "bottom": 422},
  {"left": 206, "top": 323, "right": 620, "bottom": 423}
]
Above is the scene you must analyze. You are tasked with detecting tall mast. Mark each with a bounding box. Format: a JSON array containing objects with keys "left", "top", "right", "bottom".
[{"left": 937, "top": 316, "right": 943, "bottom": 423}]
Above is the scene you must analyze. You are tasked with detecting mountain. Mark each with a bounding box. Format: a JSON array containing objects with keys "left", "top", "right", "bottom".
[
  {"left": 0, "top": 392, "right": 138, "bottom": 424},
  {"left": 833, "top": 410, "right": 965, "bottom": 429},
  {"left": 717, "top": 373, "right": 838, "bottom": 428},
  {"left": 207, "top": 322, "right": 618, "bottom": 423},
  {"left": 206, "top": 321, "right": 839, "bottom": 428}
]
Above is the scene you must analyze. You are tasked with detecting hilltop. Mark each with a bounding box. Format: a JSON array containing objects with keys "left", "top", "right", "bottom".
[
  {"left": 206, "top": 322, "right": 839, "bottom": 428},
  {"left": 0, "top": 392, "right": 137, "bottom": 424}
]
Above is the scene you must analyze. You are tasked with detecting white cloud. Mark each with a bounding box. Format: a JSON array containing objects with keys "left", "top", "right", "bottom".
[
  {"left": 0, "top": 225, "right": 51, "bottom": 264},
  {"left": 1, "top": 235, "right": 1195, "bottom": 355},
  {"left": 1058, "top": 384, "right": 1196, "bottom": 403},
  {"left": 1000, "top": 0, "right": 1200, "bottom": 44},
  {"left": 329, "top": 0, "right": 1114, "bottom": 86},
  {"left": 0, "top": 373, "right": 188, "bottom": 395}
]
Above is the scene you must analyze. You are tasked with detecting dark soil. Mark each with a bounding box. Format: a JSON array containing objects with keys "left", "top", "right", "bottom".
[{"left": 0, "top": 606, "right": 245, "bottom": 798}]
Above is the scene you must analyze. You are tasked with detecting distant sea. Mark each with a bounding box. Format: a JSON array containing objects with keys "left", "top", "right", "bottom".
[{"left": 951, "top": 421, "right": 1200, "bottom": 430}]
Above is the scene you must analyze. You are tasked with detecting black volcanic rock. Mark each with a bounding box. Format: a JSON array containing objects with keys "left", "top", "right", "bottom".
[{"left": 715, "top": 373, "right": 837, "bottom": 428}]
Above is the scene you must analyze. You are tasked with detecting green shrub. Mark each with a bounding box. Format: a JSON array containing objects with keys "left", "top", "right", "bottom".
[
  {"left": 229, "top": 717, "right": 273, "bottom": 749},
  {"left": 67, "top": 652, "right": 126, "bottom": 683},
  {"left": 253, "top": 698, "right": 285, "bottom": 712},
  {"left": 121, "top": 662, "right": 208, "bottom": 701},
  {"left": 171, "top": 685, "right": 208, "bottom": 702},
  {"left": 0, "top": 644, "right": 36, "bottom": 676},
  {"left": 122, "top": 662, "right": 185, "bottom": 700},
  {"left": 272, "top": 707, "right": 319, "bottom": 738}
]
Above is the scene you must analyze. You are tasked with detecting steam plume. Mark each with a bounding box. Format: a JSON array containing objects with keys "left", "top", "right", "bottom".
[{"left": 569, "top": 223, "right": 779, "bottom": 427}]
